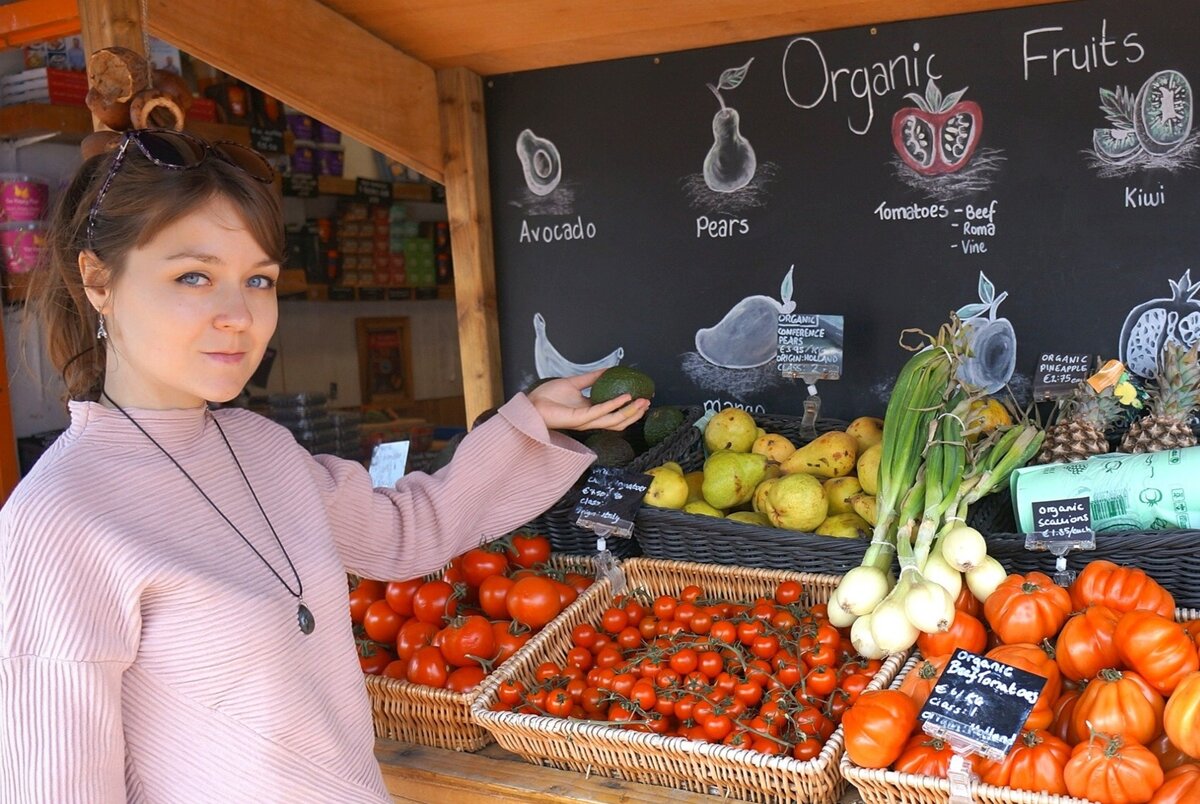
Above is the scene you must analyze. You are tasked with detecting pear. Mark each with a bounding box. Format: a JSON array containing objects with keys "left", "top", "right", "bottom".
[
  {"left": 756, "top": 427, "right": 767, "bottom": 439},
  {"left": 846, "top": 417, "right": 885, "bottom": 454},
  {"left": 683, "top": 471, "right": 706, "bottom": 504},
  {"left": 702, "top": 450, "right": 768, "bottom": 509},
  {"left": 823, "top": 476, "right": 863, "bottom": 515},
  {"left": 816, "top": 512, "right": 871, "bottom": 539},
  {"left": 704, "top": 408, "right": 757, "bottom": 453},
  {"left": 849, "top": 493, "right": 878, "bottom": 526},
  {"left": 644, "top": 467, "right": 689, "bottom": 509},
  {"left": 857, "top": 443, "right": 882, "bottom": 495},
  {"left": 684, "top": 500, "right": 725, "bottom": 517},
  {"left": 780, "top": 432, "right": 858, "bottom": 479},
  {"left": 765, "top": 473, "right": 827, "bottom": 531},
  {"left": 658, "top": 461, "right": 684, "bottom": 475},
  {"left": 728, "top": 511, "right": 772, "bottom": 527},
  {"left": 752, "top": 476, "right": 779, "bottom": 514},
  {"left": 752, "top": 433, "right": 796, "bottom": 463}
]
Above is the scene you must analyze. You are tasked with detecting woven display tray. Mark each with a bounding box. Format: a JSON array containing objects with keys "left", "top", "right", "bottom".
[
  {"left": 984, "top": 530, "right": 1200, "bottom": 608},
  {"left": 472, "top": 557, "right": 909, "bottom": 804},
  {"left": 364, "top": 553, "right": 596, "bottom": 751},
  {"left": 635, "top": 415, "right": 870, "bottom": 574},
  {"left": 841, "top": 606, "right": 1200, "bottom": 804},
  {"left": 523, "top": 406, "right": 704, "bottom": 558}
]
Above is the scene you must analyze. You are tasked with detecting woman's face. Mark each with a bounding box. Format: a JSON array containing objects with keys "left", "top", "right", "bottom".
[{"left": 97, "top": 195, "right": 279, "bottom": 409}]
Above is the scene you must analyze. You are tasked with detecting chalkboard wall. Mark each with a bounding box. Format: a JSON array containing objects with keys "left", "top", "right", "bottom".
[{"left": 485, "top": 0, "right": 1200, "bottom": 417}]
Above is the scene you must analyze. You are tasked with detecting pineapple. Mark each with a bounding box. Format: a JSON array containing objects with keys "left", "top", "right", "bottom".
[
  {"left": 1119, "top": 342, "right": 1200, "bottom": 453},
  {"left": 1035, "top": 383, "right": 1123, "bottom": 464}
]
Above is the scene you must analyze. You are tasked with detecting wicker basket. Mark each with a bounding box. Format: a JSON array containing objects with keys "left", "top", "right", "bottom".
[
  {"left": 522, "top": 407, "right": 704, "bottom": 558},
  {"left": 984, "top": 530, "right": 1200, "bottom": 608},
  {"left": 841, "top": 607, "right": 1200, "bottom": 804},
  {"left": 365, "top": 554, "right": 596, "bottom": 751},
  {"left": 472, "top": 557, "right": 909, "bottom": 803}
]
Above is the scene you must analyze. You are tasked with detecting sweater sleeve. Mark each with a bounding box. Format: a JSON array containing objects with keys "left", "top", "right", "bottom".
[
  {"left": 0, "top": 497, "right": 138, "bottom": 804},
  {"left": 310, "top": 393, "right": 596, "bottom": 581}
]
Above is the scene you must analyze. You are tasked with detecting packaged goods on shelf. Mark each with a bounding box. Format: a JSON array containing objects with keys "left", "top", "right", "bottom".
[{"left": 0, "top": 67, "right": 88, "bottom": 106}]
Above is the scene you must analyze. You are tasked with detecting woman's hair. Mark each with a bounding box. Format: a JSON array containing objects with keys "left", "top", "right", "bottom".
[{"left": 28, "top": 140, "right": 284, "bottom": 400}]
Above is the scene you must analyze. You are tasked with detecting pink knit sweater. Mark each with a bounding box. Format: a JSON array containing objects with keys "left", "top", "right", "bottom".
[{"left": 0, "top": 394, "right": 594, "bottom": 803}]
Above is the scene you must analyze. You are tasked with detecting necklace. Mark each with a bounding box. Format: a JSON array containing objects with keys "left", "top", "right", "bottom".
[{"left": 103, "top": 393, "right": 315, "bottom": 635}]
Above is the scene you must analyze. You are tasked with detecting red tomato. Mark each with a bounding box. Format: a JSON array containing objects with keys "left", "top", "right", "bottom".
[
  {"left": 892, "top": 83, "right": 982, "bottom": 176},
  {"left": 412, "top": 580, "right": 458, "bottom": 625},
  {"left": 506, "top": 576, "right": 563, "bottom": 630},
  {"left": 358, "top": 644, "right": 394, "bottom": 675},
  {"left": 601, "top": 607, "right": 629, "bottom": 634},
  {"left": 652, "top": 595, "right": 677, "bottom": 621},
  {"left": 445, "top": 665, "right": 487, "bottom": 693},
  {"left": 349, "top": 578, "right": 385, "bottom": 624},
  {"left": 775, "top": 579, "right": 804, "bottom": 606},
  {"left": 438, "top": 615, "right": 496, "bottom": 667},
  {"left": 571, "top": 622, "right": 599, "bottom": 650},
  {"left": 492, "top": 620, "right": 531, "bottom": 666},
  {"left": 395, "top": 619, "right": 438, "bottom": 661},
  {"left": 382, "top": 660, "right": 407, "bottom": 680},
  {"left": 384, "top": 578, "right": 421, "bottom": 616},
  {"left": 506, "top": 533, "right": 551, "bottom": 568},
  {"left": 478, "top": 575, "right": 514, "bottom": 620},
  {"left": 984, "top": 572, "right": 1073, "bottom": 646},
  {"left": 406, "top": 645, "right": 449, "bottom": 688},
  {"left": 362, "top": 599, "right": 403, "bottom": 643},
  {"left": 461, "top": 547, "right": 509, "bottom": 588}
]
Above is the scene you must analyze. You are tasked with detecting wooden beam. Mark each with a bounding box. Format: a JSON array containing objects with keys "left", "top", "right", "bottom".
[
  {"left": 77, "top": 0, "right": 145, "bottom": 56},
  {"left": 144, "top": 0, "right": 444, "bottom": 182},
  {"left": 437, "top": 67, "right": 503, "bottom": 425},
  {"left": 0, "top": 317, "right": 20, "bottom": 504}
]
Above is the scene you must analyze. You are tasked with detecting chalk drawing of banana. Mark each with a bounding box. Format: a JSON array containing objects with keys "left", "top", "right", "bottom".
[{"left": 534, "top": 312, "right": 624, "bottom": 379}]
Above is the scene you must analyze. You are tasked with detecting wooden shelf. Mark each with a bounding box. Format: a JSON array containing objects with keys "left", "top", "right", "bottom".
[
  {"left": 316, "top": 175, "right": 436, "bottom": 202},
  {"left": 281, "top": 283, "right": 454, "bottom": 302},
  {"left": 0, "top": 103, "right": 256, "bottom": 146}
]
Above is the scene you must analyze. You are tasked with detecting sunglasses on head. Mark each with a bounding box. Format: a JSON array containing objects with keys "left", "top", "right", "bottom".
[{"left": 85, "top": 128, "right": 275, "bottom": 248}]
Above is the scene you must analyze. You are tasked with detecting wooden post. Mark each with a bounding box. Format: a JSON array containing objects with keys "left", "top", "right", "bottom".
[
  {"left": 77, "top": 0, "right": 147, "bottom": 132},
  {"left": 437, "top": 68, "right": 504, "bottom": 426},
  {"left": 0, "top": 316, "right": 19, "bottom": 503}
]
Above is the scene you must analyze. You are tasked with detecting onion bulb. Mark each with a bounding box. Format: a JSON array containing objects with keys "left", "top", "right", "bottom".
[
  {"left": 903, "top": 575, "right": 956, "bottom": 634},
  {"left": 835, "top": 566, "right": 890, "bottom": 617},
  {"left": 921, "top": 549, "right": 963, "bottom": 600},
  {"left": 870, "top": 595, "right": 920, "bottom": 655},
  {"left": 826, "top": 588, "right": 856, "bottom": 628},
  {"left": 965, "top": 555, "right": 1008, "bottom": 602},
  {"left": 851, "top": 613, "right": 885, "bottom": 659},
  {"left": 940, "top": 525, "right": 988, "bottom": 572}
]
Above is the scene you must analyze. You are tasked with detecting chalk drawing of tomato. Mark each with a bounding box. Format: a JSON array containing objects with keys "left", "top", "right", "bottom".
[
  {"left": 891, "top": 80, "right": 983, "bottom": 176},
  {"left": 1119, "top": 270, "right": 1200, "bottom": 378}
]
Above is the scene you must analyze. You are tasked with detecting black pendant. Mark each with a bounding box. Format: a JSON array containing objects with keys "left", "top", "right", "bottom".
[{"left": 297, "top": 603, "right": 315, "bottom": 635}]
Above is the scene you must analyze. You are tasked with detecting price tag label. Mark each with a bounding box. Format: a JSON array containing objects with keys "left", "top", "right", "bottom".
[
  {"left": 778, "top": 314, "right": 843, "bottom": 380},
  {"left": 368, "top": 440, "right": 411, "bottom": 487},
  {"left": 1033, "top": 353, "right": 1092, "bottom": 399},
  {"left": 283, "top": 173, "right": 318, "bottom": 198},
  {"left": 571, "top": 466, "right": 651, "bottom": 539},
  {"left": 356, "top": 178, "right": 392, "bottom": 203},
  {"left": 250, "top": 126, "right": 285, "bottom": 154},
  {"left": 1031, "top": 496, "right": 1094, "bottom": 542},
  {"left": 919, "top": 648, "right": 1047, "bottom": 761}
]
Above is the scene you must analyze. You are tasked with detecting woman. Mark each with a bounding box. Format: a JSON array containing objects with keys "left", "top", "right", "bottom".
[{"left": 0, "top": 129, "right": 647, "bottom": 803}]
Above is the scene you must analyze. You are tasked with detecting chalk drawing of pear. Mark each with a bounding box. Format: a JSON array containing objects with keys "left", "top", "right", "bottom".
[
  {"left": 704, "top": 58, "right": 757, "bottom": 193},
  {"left": 956, "top": 271, "right": 1017, "bottom": 394},
  {"left": 516, "top": 129, "right": 562, "bottom": 196},
  {"left": 695, "top": 266, "right": 796, "bottom": 369},
  {"left": 533, "top": 312, "right": 624, "bottom": 379}
]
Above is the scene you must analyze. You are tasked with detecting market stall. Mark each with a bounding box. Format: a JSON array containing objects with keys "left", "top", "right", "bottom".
[{"left": 4, "top": 0, "right": 1200, "bottom": 802}]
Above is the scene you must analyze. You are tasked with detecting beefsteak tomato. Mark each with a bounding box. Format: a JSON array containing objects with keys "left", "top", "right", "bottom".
[
  {"left": 1070, "top": 560, "right": 1176, "bottom": 619},
  {"left": 842, "top": 689, "right": 918, "bottom": 769},
  {"left": 1163, "top": 670, "right": 1200, "bottom": 760},
  {"left": 984, "top": 571, "right": 1072, "bottom": 645},
  {"left": 1070, "top": 669, "right": 1164, "bottom": 746},
  {"left": 1150, "top": 764, "right": 1200, "bottom": 804},
  {"left": 894, "top": 735, "right": 955, "bottom": 778},
  {"left": 1056, "top": 605, "right": 1123, "bottom": 683},
  {"left": 1114, "top": 610, "right": 1199, "bottom": 696},
  {"left": 976, "top": 729, "right": 1071, "bottom": 794},
  {"left": 1063, "top": 733, "right": 1164, "bottom": 804}
]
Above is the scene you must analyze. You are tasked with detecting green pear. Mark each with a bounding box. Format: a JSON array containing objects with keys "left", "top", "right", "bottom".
[
  {"left": 752, "top": 477, "right": 779, "bottom": 513},
  {"left": 857, "top": 443, "right": 882, "bottom": 495},
  {"left": 683, "top": 471, "right": 706, "bottom": 503},
  {"left": 701, "top": 450, "right": 767, "bottom": 509},
  {"left": 752, "top": 433, "right": 796, "bottom": 463},
  {"left": 816, "top": 512, "right": 871, "bottom": 539},
  {"left": 684, "top": 500, "right": 724, "bottom": 517},
  {"left": 823, "top": 476, "right": 863, "bottom": 515},
  {"left": 728, "top": 511, "right": 772, "bottom": 527},
  {"left": 704, "top": 408, "right": 758, "bottom": 453},
  {"left": 766, "top": 473, "right": 827, "bottom": 531},
  {"left": 644, "top": 466, "right": 689, "bottom": 509}
]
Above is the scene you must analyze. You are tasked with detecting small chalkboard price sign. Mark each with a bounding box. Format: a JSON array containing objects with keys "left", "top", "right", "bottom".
[
  {"left": 777, "top": 314, "right": 844, "bottom": 380},
  {"left": 283, "top": 173, "right": 318, "bottom": 198},
  {"left": 571, "top": 466, "right": 652, "bottom": 538},
  {"left": 919, "top": 649, "right": 1047, "bottom": 761},
  {"left": 1032, "top": 496, "right": 1094, "bottom": 542},
  {"left": 1033, "top": 353, "right": 1092, "bottom": 400},
  {"left": 356, "top": 178, "right": 392, "bottom": 203}
]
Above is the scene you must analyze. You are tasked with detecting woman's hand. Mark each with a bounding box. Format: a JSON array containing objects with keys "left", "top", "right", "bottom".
[{"left": 526, "top": 369, "right": 650, "bottom": 432}]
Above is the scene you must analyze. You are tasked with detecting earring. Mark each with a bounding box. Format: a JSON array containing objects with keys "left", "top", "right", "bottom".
[{"left": 97, "top": 314, "right": 107, "bottom": 340}]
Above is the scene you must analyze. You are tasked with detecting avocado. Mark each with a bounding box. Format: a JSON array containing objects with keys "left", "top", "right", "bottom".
[
  {"left": 590, "top": 366, "right": 655, "bottom": 405},
  {"left": 584, "top": 431, "right": 635, "bottom": 467},
  {"left": 643, "top": 406, "right": 685, "bottom": 447}
]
